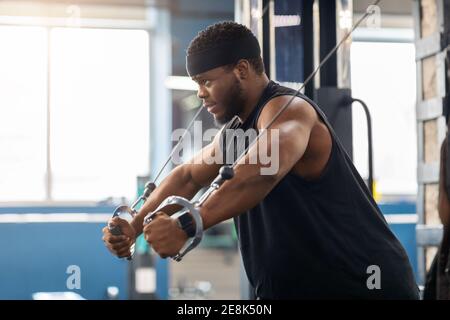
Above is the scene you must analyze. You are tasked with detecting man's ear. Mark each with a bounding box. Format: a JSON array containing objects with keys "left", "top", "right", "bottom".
[{"left": 233, "top": 59, "right": 250, "bottom": 80}]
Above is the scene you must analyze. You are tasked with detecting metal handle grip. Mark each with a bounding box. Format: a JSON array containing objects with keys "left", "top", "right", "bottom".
[{"left": 108, "top": 205, "right": 136, "bottom": 260}]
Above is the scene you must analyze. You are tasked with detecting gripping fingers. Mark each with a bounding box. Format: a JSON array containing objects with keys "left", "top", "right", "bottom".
[
  {"left": 106, "top": 235, "right": 128, "bottom": 244},
  {"left": 111, "top": 239, "right": 132, "bottom": 252}
]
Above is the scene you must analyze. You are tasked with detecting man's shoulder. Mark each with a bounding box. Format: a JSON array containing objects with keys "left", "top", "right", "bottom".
[{"left": 258, "top": 95, "right": 318, "bottom": 128}]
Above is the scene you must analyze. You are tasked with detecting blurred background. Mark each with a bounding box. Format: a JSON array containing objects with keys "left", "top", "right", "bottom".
[{"left": 0, "top": 0, "right": 448, "bottom": 299}]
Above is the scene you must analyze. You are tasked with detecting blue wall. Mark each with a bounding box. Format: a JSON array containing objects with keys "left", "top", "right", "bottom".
[
  {"left": 0, "top": 206, "right": 126, "bottom": 299},
  {"left": 0, "top": 220, "right": 127, "bottom": 300}
]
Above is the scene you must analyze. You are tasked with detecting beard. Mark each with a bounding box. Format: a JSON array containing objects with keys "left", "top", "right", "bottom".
[{"left": 214, "top": 77, "right": 246, "bottom": 126}]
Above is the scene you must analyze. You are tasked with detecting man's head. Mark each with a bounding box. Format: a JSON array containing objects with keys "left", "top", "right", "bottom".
[{"left": 186, "top": 21, "right": 265, "bottom": 125}]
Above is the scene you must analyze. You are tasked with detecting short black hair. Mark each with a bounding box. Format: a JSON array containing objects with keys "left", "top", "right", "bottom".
[{"left": 187, "top": 21, "right": 265, "bottom": 75}]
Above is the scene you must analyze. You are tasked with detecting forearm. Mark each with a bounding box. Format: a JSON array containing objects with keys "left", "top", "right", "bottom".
[
  {"left": 131, "top": 164, "right": 202, "bottom": 236},
  {"left": 199, "top": 164, "right": 279, "bottom": 230}
]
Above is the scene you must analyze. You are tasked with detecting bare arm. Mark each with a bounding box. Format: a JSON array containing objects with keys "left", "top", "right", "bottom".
[
  {"left": 439, "top": 136, "right": 450, "bottom": 226},
  {"left": 130, "top": 130, "right": 223, "bottom": 236},
  {"left": 198, "top": 97, "right": 317, "bottom": 230}
]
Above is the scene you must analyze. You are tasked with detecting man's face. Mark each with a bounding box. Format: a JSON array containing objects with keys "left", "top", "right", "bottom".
[{"left": 192, "top": 66, "right": 246, "bottom": 126}]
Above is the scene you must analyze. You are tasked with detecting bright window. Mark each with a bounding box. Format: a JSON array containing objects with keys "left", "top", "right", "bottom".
[
  {"left": 0, "top": 26, "right": 150, "bottom": 202},
  {"left": 50, "top": 28, "right": 149, "bottom": 201},
  {"left": 0, "top": 26, "right": 47, "bottom": 201},
  {"left": 351, "top": 41, "right": 417, "bottom": 196}
]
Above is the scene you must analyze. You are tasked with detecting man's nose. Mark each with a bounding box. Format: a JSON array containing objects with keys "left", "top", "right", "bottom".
[{"left": 197, "top": 85, "right": 208, "bottom": 100}]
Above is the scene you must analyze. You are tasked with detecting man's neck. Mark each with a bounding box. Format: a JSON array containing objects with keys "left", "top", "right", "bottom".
[{"left": 238, "top": 74, "right": 270, "bottom": 123}]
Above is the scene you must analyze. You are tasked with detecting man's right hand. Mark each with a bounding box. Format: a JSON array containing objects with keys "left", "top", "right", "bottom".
[{"left": 102, "top": 217, "right": 137, "bottom": 258}]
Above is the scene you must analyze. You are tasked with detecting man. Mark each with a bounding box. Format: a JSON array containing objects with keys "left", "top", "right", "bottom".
[
  {"left": 424, "top": 133, "right": 450, "bottom": 300},
  {"left": 103, "top": 21, "right": 419, "bottom": 299},
  {"left": 423, "top": 52, "right": 450, "bottom": 300}
]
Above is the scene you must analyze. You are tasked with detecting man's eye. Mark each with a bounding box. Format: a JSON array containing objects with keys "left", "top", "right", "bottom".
[{"left": 196, "top": 79, "right": 211, "bottom": 87}]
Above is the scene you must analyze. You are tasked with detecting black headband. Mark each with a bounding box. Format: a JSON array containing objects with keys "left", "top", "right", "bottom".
[{"left": 186, "top": 35, "right": 261, "bottom": 77}]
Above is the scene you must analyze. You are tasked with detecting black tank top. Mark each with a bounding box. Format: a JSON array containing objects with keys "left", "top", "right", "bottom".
[{"left": 221, "top": 81, "right": 419, "bottom": 299}]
